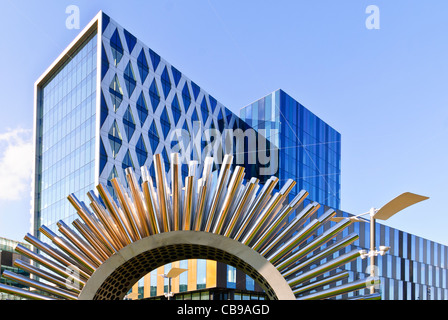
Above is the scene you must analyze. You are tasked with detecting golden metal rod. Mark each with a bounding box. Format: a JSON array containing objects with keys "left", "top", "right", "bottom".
[
  {"left": 204, "top": 154, "right": 233, "bottom": 232},
  {"left": 57, "top": 220, "right": 104, "bottom": 265},
  {"left": 2, "top": 270, "right": 78, "bottom": 300},
  {"left": 154, "top": 154, "right": 171, "bottom": 232},
  {"left": 212, "top": 166, "right": 245, "bottom": 234},
  {"left": 14, "top": 259, "right": 81, "bottom": 293},
  {"left": 72, "top": 219, "right": 112, "bottom": 262},
  {"left": 96, "top": 183, "right": 132, "bottom": 245},
  {"left": 252, "top": 190, "right": 308, "bottom": 252},
  {"left": 223, "top": 177, "right": 259, "bottom": 238},
  {"left": 67, "top": 193, "right": 117, "bottom": 255},
  {"left": 259, "top": 202, "right": 320, "bottom": 257},
  {"left": 15, "top": 244, "right": 86, "bottom": 286},
  {"left": 111, "top": 178, "right": 141, "bottom": 241},
  {"left": 0, "top": 283, "right": 56, "bottom": 300},
  {"left": 288, "top": 249, "right": 361, "bottom": 289},
  {"left": 170, "top": 153, "right": 182, "bottom": 231},
  {"left": 87, "top": 191, "right": 126, "bottom": 250},
  {"left": 182, "top": 176, "right": 194, "bottom": 230},
  {"left": 40, "top": 225, "right": 98, "bottom": 273},
  {"left": 233, "top": 176, "right": 278, "bottom": 241},
  {"left": 275, "top": 218, "right": 353, "bottom": 271},
  {"left": 281, "top": 233, "right": 359, "bottom": 278},
  {"left": 292, "top": 271, "right": 350, "bottom": 296}
]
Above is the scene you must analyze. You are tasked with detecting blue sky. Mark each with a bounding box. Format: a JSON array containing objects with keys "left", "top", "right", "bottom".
[{"left": 0, "top": 0, "right": 447, "bottom": 245}]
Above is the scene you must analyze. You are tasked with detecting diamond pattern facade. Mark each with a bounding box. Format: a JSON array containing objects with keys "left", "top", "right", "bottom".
[{"left": 99, "top": 14, "right": 245, "bottom": 189}]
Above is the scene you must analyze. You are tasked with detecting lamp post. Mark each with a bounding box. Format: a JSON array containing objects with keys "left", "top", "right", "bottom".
[
  {"left": 331, "top": 192, "right": 428, "bottom": 294},
  {"left": 160, "top": 267, "right": 188, "bottom": 300}
]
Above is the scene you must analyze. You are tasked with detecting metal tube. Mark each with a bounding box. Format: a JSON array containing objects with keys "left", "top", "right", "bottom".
[
  {"left": 96, "top": 184, "right": 133, "bottom": 245},
  {"left": 23, "top": 233, "right": 91, "bottom": 280},
  {"left": 125, "top": 168, "right": 151, "bottom": 238},
  {"left": 193, "top": 178, "right": 207, "bottom": 231},
  {"left": 242, "top": 179, "right": 296, "bottom": 246},
  {"left": 296, "top": 276, "right": 379, "bottom": 300},
  {"left": 252, "top": 179, "right": 296, "bottom": 239},
  {"left": 193, "top": 157, "right": 214, "bottom": 231},
  {"left": 15, "top": 244, "right": 86, "bottom": 286},
  {"left": 88, "top": 191, "right": 126, "bottom": 250},
  {"left": 204, "top": 154, "right": 233, "bottom": 232},
  {"left": 182, "top": 176, "right": 194, "bottom": 230},
  {"left": 14, "top": 259, "right": 81, "bottom": 293},
  {"left": 275, "top": 218, "right": 353, "bottom": 271},
  {"left": 266, "top": 218, "right": 321, "bottom": 265},
  {"left": 57, "top": 220, "right": 104, "bottom": 266},
  {"left": 141, "top": 179, "right": 160, "bottom": 235},
  {"left": 170, "top": 153, "right": 182, "bottom": 231},
  {"left": 67, "top": 193, "right": 116, "bottom": 255},
  {"left": 111, "top": 178, "right": 141, "bottom": 241},
  {"left": 0, "top": 283, "right": 56, "bottom": 300},
  {"left": 292, "top": 271, "right": 350, "bottom": 296},
  {"left": 2, "top": 270, "right": 78, "bottom": 300},
  {"left": 288, "top": 249, "right": 362, "bottom": 289},
  {"left": 40, "top": 225, "right": 98, "bottom": 273},
  {"left": 71, "top": 219, "right": 112, "bottom": 262},
  {"left": 272, "top": 208, "right": 338, "bottom": 264},
  {"left": 223, "top": 177, "right": 259, "bottom": 238},
  {"left": 154, "top": 153, "right": 171, "bottom": 232},
  {"left": 282, "top": 233, "right": 359, "bottom": 278},
  {"left": 233, "top": 176, "right": 278, "bottom": 241},
  {"left": 259, "top": 202, "right": 320, "bottom": 257},
  {"left": 212, "top": 166, "right": 245, "bottom": 234},
  {"left": 252, "top": 190, "right": 308, "bottom": 252}
]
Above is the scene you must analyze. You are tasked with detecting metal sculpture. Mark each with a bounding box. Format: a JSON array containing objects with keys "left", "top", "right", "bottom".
[{"left": 0, "top": 153, "right": 379, "bottom": 300}]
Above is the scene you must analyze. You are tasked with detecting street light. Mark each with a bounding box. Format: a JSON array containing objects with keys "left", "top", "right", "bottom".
[
  {"left": 160, "top": 267, "right": 188, "bottom": 300},
  {"left": 331, "top": 192, "right": 429, "bottom": 294}
]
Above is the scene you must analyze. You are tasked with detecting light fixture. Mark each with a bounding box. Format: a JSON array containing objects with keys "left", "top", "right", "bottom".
[{"left": 331, "top": 192, "right": 428, "bottom": 294}]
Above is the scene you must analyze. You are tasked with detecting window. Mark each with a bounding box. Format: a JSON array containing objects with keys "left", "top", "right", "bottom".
[
  {"left": 136, "top": 92, "right": 148, "bottom": 126},
  {"left": 161, "top": 67, "right": 171, "bottom": 99},
  {"left": 137, "top": 49, "right": 149, "bottom": 84},
  {"left": 160, "top": 107, "right": 171, "bottom": 139},
  {"left": 109, "top": 74, "right": 123, "bottom": 112},
  {"left": 148, "top": 48, "right": 160, "bottom": 71},
  {"left": 123, "top": 61, "right": 136, "bottom": 97},
  {"left": 123, "top": 105, "right": 135, "bottom": 141},
  {"left": 197, "top": 259, "right": 206, "bottom": 290},
  {"left": 227, "top": 265, "right": 236, "bottom": 289},
  {"left": 108, "top": 120, "right": 122, "bottom": 157},
  {"left": 148, "top": 79, "right": 160, "bottom": 112},
  {"left": 135, "top": 135, "right": 147, "bottom": 167},
  {"left": 179, "top": 260, "right": 188, "bottom": 292},
  {"left": 148, "top": 121, "right": 160, "bottom": 153},
  {"left": 182, "top": 83, "right": 191, "bottom": 110},
  {"left": 110, "top": 29, "right": 123, "bottom": 66},
  {"left": 171, "top": 94, "right": 182, "bottom": 125}
]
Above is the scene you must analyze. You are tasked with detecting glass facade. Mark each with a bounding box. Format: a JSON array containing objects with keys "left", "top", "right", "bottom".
[
  {"left": 240, "top": 90, "right": 341, "bottom": 209},
  {"left": 34, "top": 32, "right": 97, "bottom": 238}
]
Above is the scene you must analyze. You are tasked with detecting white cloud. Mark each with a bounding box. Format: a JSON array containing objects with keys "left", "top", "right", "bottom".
[{"left": 0, "top": 128, "right": 33, "bottom": 201}]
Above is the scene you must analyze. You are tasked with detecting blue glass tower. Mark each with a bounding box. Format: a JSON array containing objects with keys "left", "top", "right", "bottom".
[{"left": 240, "top": 89, "right": 341, "bottom": 209}]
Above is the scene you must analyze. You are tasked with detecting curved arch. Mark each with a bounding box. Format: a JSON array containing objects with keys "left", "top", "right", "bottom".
[{"left": 78, "top": 231, "right": 295, "bottom": 300}]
